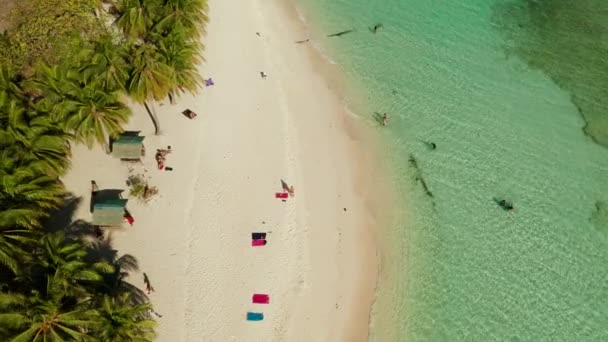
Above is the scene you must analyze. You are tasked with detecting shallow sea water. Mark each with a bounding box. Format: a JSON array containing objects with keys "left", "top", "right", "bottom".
[{"left": 295, "top": 0, "right": 608, "bottom": 341}]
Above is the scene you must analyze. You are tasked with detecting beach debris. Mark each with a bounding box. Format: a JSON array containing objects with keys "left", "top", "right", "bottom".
[
  {"left": 369, "top": 23, "right": 383, "bottom": 33},
  {"left": 256, "top": 32, "right": 261, "bottom": 36},
  {"left": 327, "top": 29, "right": 354, "bottom": 37},
  {"left": 182, "top": 108, "right": 198, "bottom": 119},
  {"left": 127, "top": 174, "right": 158, "bottom": 202},
  {"left": 295, "top": 38, "right": 310, "bottom": 44},
  {"left": 205, "top": 78, "right": 214, "bottom": 87},
  {"left": 408, "top": 154, "right": 435, "bottom": 200}
]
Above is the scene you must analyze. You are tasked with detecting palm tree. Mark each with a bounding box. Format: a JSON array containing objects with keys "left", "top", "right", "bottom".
[
  {"left": 30, "top": 64, "right": 131, "bottom": 147},
  {"left": 34, "top": 232, "right": 114, "bottom": 297},
  {"left": 156, "top": 29, "right": 203, "bottom": 99},
  {"left": 0, "top": 228, "right": 36, "bottom": 274},
  {"left": 0, "top": 65, "right": 24, "bottom": 107},
  {"left": 0, "top": 292, "right": 97, "bottom": 341},
  {"left": 114, "top": 0, "right": 157, "bottom": 39},
  {"left": 90, "top": 293, "right": 156, "bottom": 341},
  {"left": 0, "top": 104, "right": 71, "bottom": 177},
  {"left": 151, "top": 0, "right": 209, "bottom": 38},
  {"left": 0, "top": 162, "right": 65, "bottom": 229},
  {"left": 80, "top": 36, "right": 131, "bottom": 91},
  {"left": 126, "top": 42, "right": 174, "bottom": 134}
]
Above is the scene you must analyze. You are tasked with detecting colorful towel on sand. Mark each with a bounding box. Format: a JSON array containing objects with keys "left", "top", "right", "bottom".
[
  {"left": 252, "top": 294, "right": 270, "bottom": 304},
  {"left": 252, "top": 232, "right": 266, "bottom": 240},
  {"left": 247, "top": 312, "right": 264, "bottom": 321},
  {"left": 275, "top": 192, "right": 288, "bottom": 199},
  {"left": 252, "top": 239, "right": 267, "bottom": 247}
]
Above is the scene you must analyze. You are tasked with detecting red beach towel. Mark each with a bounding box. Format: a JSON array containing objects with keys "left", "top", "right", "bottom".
[
  {"left": 251, "top": 239, "right": 267, "bottom": 247},
  {"left": 252, "top": 294, "right": 270, "bottom": 304},
  {"left": 275, "top": 192, "right": 288, "bottom": 199}
]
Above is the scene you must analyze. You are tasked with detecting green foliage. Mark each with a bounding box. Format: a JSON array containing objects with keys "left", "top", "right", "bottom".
[
  {"left": 29, "top": 64, "right": 132, "bottom": 147},
  {"left": 90, "top": 294, "right": 157, "bottom": 341},
  {"left": 126, "top": 174, "right": 158, "bottom": 201},
  {"left": 0, "top": 0, "right": 209, "bottom": 339},
  {"left": 3, "top": 0, "right": 106, "bottom": 74}
]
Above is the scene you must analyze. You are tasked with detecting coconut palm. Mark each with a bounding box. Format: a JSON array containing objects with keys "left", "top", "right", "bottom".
[
  {"left": 0, "top": 292, "right": 97, "bottom": 342},
  {"left": 80, "top": 36, "right": 131, "bottom": 91},
  {"left": 0, "top": 162, "right": 65, "bottom": 229},
  {"left": 156, "top": 29, "right": 203, "bottom": 98},
  {"left": 34, "top": 232, "right": 114, "bottom": 297},
  {"left": 30, "top": 64, "right": 131, "bottom": 147},
  {"left": 114, "top": 0, "right": 157, "bottom": 39},
  {"left": 126, "top": 42, "right": 173, "bottom": 134},
  {"left": 0, "top": 228, "right": 36, "bottom": 274},
  {"left": 151, "top": 0, "right": 208, "bottom": 38},
  {"left": 0, "top": 103, "right": 71, "bottom": 177},
  {"left": 89, "top": 293, "right": 156, "bottom": 341}
]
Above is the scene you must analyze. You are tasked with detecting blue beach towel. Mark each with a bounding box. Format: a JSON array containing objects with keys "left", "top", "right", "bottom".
[{"left": 246, "top": 312, "right": 264, "bottom": 321}]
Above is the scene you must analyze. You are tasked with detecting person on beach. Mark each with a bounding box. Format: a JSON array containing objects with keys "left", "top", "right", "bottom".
[
  {"left": 260, "top": 71, "right": 267, "bottom": 79},
  {"left": 143, "top": 273, "right": 154, "bottom": 294},
  {"left": 281, "top": 180, "right": 295, "bottom": 197},
  {"left": 424, "top": 141, "right": 437, "bottom": 150},
  {"left": 370, "top": 23, "right": 383, "bottom": 33},
  {"left": 382, "top": 113, "right": 389, "bottom": 126}
]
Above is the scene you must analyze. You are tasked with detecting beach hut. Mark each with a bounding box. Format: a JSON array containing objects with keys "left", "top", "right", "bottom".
[
  {"left": 111, "top": 132, "right": 145, "bottom": 160},
  {"left": 92, "top": 198, "right": 128, "bottom": 227}
]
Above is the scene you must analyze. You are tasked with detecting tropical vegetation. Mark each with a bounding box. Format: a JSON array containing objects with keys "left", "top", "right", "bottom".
[{"left": 0, "top": 0, "right": 208, "bottom": 339}]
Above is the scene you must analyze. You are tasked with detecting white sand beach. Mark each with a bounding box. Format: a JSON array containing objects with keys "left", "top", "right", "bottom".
[{"left": 62, "top": 0, "right": 385, "bottom": 340}]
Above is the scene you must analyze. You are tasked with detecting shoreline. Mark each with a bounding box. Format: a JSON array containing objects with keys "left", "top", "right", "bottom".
[{"left": 61, "top": 0, "right": 393, "bottom": 340}]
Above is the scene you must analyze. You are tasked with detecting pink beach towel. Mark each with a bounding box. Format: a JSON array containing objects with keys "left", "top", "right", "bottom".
[
  {"left": 252, "top": 239, "right": 267, "bottom": 247},
  {"left": 252, "top": 294, "right": 270, "bottom": 304},
  {"left": 275, "top": 192, "right": 288, "bottom": 199}
]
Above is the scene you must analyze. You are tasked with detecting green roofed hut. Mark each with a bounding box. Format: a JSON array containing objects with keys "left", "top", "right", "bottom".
[
  {"left": 111, "top": 132, "right": 145, "bottom": 160},
  {"left": 92, "top": 198, "right": 128, "bottom": 227}
]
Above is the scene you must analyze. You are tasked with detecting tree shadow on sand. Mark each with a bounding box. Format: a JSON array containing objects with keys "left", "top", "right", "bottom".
[{"left": 41, "top": 194, "right": 148, "bottom": 305}]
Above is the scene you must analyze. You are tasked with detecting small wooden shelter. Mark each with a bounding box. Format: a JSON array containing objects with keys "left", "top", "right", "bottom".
[
  {"left": 92, "top": 198, "right": 128, "bottom": 227},
  {"left": 111, "top": 132, "right": 145, "bottom": 160}
]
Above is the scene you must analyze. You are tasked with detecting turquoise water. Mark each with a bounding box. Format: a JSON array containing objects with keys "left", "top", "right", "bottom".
[{"left": 295, "top": 0, "right": 608, "bottom": 341}]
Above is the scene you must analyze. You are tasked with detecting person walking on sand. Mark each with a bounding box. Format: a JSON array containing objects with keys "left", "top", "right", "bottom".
[
  {"left": 143, "top": 273, "right": 155, "bottom": 294},
  {"left": 383, "top": 113, "right": 389, "bottom": 126}
]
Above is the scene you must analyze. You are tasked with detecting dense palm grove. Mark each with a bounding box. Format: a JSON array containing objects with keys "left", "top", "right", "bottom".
[{"left": 0, "top": 0, "right": 207, "bottom": 340}]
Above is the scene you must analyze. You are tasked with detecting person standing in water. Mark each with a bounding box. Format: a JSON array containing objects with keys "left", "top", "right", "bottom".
[{"left": 383, "top": 113, "right": 389, "bottom": 126}]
